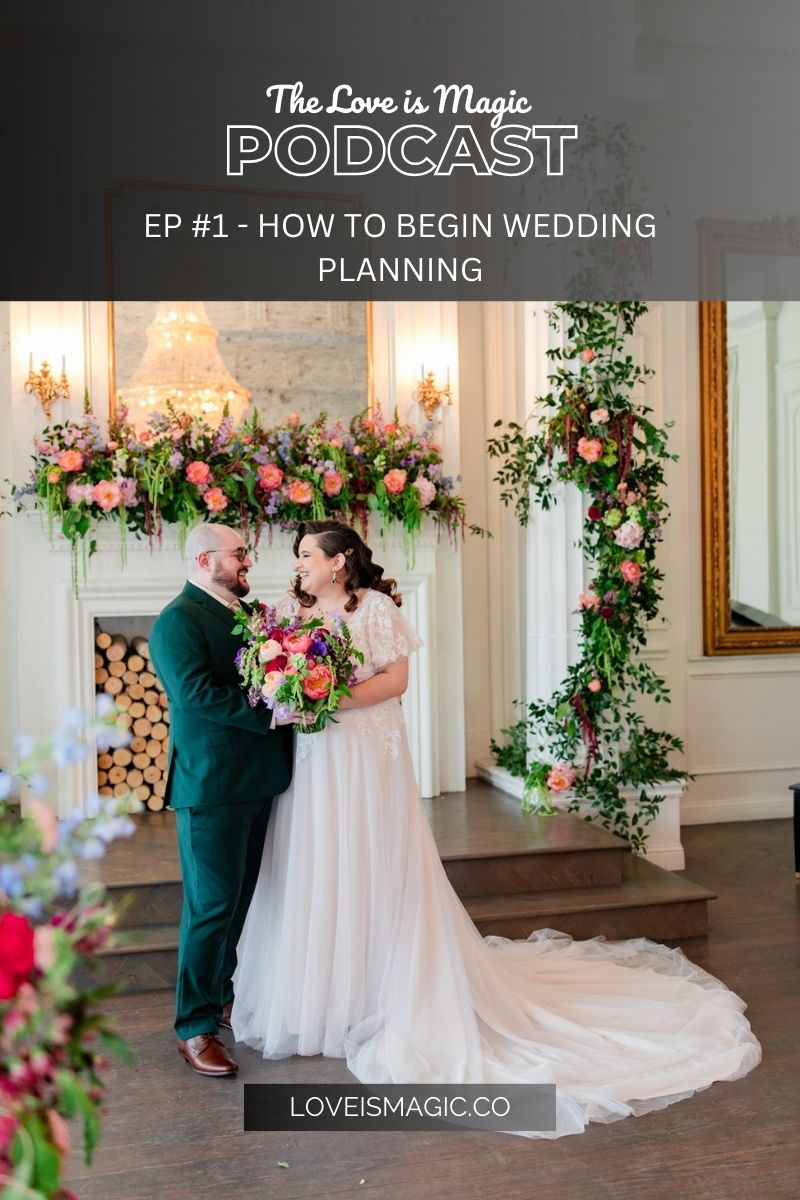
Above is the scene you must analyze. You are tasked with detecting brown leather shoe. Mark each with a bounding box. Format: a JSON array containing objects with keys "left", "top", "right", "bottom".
[
  {"left": 178, "top": 1032, "right": 238, "bottom": 1076},
  {"left": 218, "top": 1002, "right": 233, "bottom": 1032}
]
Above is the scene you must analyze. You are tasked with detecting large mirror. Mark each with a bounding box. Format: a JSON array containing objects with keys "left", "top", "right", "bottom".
[
  {"left": 108, "top": 301, "right": 373, "bottom": 429},
  {"left": 700, "top": 300, "right": 800, "bottom": 653}
]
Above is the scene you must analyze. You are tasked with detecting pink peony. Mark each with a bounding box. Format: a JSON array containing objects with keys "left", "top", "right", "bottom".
[
  {"left": 261, "top": 670, "right": 285, "bottom": 696},
  {"left": 588, "top": 678, "right": 602, "bottom": 693},
  {"left": 577, "top": 438, "right": 603, "bottom": 463},
  {"left": 47, "top": 468, "right": 61, "bottom": 484},
  {"left": 186, "top": 460, "right": 211, "bottom": 486},
  {"left": 546, "top": 764, "right": 576, "bottom": 793},
  {"left": 257, "top": 463, "right": 284, "bottom": 491},
  {"left": 590, "top": 407, "right": 609, "bottom": 424},
  {"left": 258, "top": 638, "right": 284, "bottom": 664},
  {"left": 66, "top": 481, "right": 92, "bottom": 504},
  {"left": 302, "top": 663, "right": 334, "bottom": 701},
  {"left": 581, "top": 348, "right": 596, "bottom": 363},
  {"left": 57, "top": 449, "right": 84, "bottom": 472},
  {"left": 286, "top": 479, "right": 313, "bottom": 505},
  {"left": 203, "top": 487, "right": 228, "bottom": 513},
  {"left": 413, "top": 476, "right": 437, "bottom": 508},
  {"left": 322, "top": 470, "right": 344, "bottom": 497},
  {"left": 383, "top": 468, "right": 408, "bottom": 494},
  {"left": 283, "top": 631, "right": 313, "bottom": 655},
  {"left": 620, "top": 559, "right": 642, "bottom": 586},
  {"left": 578, "top": 590, "right": 600, "bottom": 610},
  {"left": 91, "top": 480, "right": 121, "bottom": 512},
  {"left": 614, "top": 520, "right": 644, "bottom": 549}
]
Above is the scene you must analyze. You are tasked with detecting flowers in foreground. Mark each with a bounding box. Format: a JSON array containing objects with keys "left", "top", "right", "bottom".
[
  {"left": 546, "top": 764, "right": 576, "bottom": 793},
  {"left": 576, "top": 437, "right": 603, "bottom": 463}
]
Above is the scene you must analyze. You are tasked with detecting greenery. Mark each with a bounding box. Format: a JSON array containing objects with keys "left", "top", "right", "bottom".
[
  {"left": 5, "top": 400, "right": 484, "bottom": 594},
  {"left": 487, "top": 302, "right": 688, "bottom": 850},
  {"left": 0, "top": 705, "right": 141, "bottom": 1199}
]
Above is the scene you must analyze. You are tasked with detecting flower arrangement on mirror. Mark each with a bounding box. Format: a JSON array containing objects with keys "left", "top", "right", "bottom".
[
  {"left": 0, "top": 702, "right": 141, "bottom": 1200},
  {"left": 487, "top": 301, "right": 689, "bottom": 850},
  {"left": 4, "top": 398, "right": 483, "bottom": 593}
]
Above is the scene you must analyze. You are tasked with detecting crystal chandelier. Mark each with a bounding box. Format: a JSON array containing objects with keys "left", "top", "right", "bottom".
[{"left": 120, "top": 302, "right": 251, "bottom": 429}]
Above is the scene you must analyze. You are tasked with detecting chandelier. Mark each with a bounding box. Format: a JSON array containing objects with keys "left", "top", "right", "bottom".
[{"left": 120, "top": 302, "right": 251, "bottom": 429}]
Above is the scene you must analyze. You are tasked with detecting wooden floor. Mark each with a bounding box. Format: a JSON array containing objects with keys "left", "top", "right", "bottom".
[{"left": 64, "top": 818, "right": 800, "bottom": 1200}]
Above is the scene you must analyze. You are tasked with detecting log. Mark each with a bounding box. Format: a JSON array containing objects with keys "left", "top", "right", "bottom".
[
  {"left": 128, "top": 701, "right": 146, "bottom": 719},
  {"left": 147, "top": 794, "right": 165, "bottom": 811},
  {"left": 112, "top": 747, "right": 132, "bottom": 767},
  {"left": 108, "top": 661, "right": 126, "bottom": 679},
  {"left": 98, "top": 786, "right": 113, "bottom": 797},
  {"left": 127, "top": 654, "right": 145, "bottom": 673},
  {"left": 153, "top": 779, "right": 168, "bottom": 799},
  {"left": 126, "top": 769, "right": 144, "bottom": 789},
  {"left": 145, "top": 739, "right": 161, "bottom": 759},
  {"left": 150, "top": 721, "right": 168, "bottom": 741},
  {"left": 103, "top": 677, "right": 123, "bottom": 696},
  {"left": 116, "top": 693, "right": 133, "bottom": 711},
  {"left": 130, "top": 736, "right": 147, "bottom": 754},
  {"left": 145, "top": 704, "right": 162, "bottom": 723},
  {"left": 94, "top": 652, "right": 104, "bottom": 670},
  {"left": 155, "top": 752, "right": 168, "bottom": 770},
  {"left": 143, "top": 689, "right": 160, "bottom": 705},
  {"left": 97, "top": 769, "right": 108, "bottom": 787},
  {"left": 143, "top": 764, "right": 162, "bottom": 784},
  {"left": 130, "top": 635, "right": 150, "bottom": 657},
  {"left": 135, "top": 783, "right": 152, "bottom": 803},
  {"left": 116, "top": 713, "right": 133, "bottom": 732},
  {"left": 108, "top": 765, "right": 127, "bottom": 785},
  {"left": 127, "top": 683, "right": 145, "bottom": 701},
  {"left": 139, "top": 671, "right": 156, "bottom": 688},
  {"left": 106, "top": 634, "right": 128, "bottom": 662},
  {"left": 122, "top": 669, "right": 139, "bottom": 686},
  {"left": 94, "top": 667, "right": 109, "bottom": 685},
  {"left": 113, "top": 782, "right": 130, "bottom": 797},
  {"left": 133, "top": 752, "right": 151, "bottom": 771},
  {"left": 95, "top": 630, "right": 112, "bottom": 651},
  {"left": 158, "top": 693, "right": 169, "bottom": 709},
  {"left": 97, "top": 752, "right": 113, "bottom": 771},
  {"left": 132, "top": 717, "right": 152, "bottom": 738}
]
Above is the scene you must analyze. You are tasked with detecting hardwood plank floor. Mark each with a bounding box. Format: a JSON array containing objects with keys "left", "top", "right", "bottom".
[{"left": 64, "top": 819, "right": 800, "bottom": 1200}]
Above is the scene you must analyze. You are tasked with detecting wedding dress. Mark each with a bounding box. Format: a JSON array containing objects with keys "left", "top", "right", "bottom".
[{"left": 232, "top": 588, "right": 761, "bottom": 1138}]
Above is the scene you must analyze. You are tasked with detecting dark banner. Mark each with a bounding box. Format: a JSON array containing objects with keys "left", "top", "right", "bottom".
[{"left": 3, "top": 0, "right": 800, "bottom": 298}]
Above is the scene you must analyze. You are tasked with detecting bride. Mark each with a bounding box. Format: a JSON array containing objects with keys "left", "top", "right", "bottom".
[{"left": 232, "top": 519, "right": 761, "bottom": 1138}]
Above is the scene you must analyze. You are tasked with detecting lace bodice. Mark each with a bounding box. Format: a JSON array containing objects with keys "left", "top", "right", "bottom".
[{"left": 276, "top": 589, "right": 422, "bottom": 757}]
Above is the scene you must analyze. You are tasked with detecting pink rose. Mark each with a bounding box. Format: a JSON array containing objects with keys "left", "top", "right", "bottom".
[
  {"left": 620, "top": 559, "right": 642, "bottom": 586},
  {"left": 581, "top": 348, "right": 596, "bottom": 363},
  {"left": 91, "top": 480, "right": 122, "bottom": 512},
  {"left": 590, "top": 408, "right": 609, "bottom": 424},
  {"left": 186, "top": 460, "right": 211, "bottom": 486},
  {"left": 258, "top": 638, "right": 284, "bottom": 664},
  {"left": 577, "top": 438, "right": 603, "bottom": 463},
  {"left": 57, "top": 449, "right": 84, "bottom": 472},
  {"left": 578, "top": 590, "right": 600, "bottom": 610},
  {"left": 261, "top": 670, "right": 285, "bottom": 697},
  {"left": 286, "top": 479, "right": 313, "bottom": 505},
  {"left": 383, "top": 468, "right": 408, "bottom": 494},
  {"left": 413, "top": 476, "right": 437, "bottom": 508},
  {"left": 588, "top": 678, "right": 602, "bottom": 693},
  {"left": 302, "top": 663, "right": 334, "bottom": 701},
  {"left": 614, "top": 520, "right": 644, "bottom": 549},
  {"left": 546, "top": 764, "right": 576, "bottom": 793},
  {"left": 322, "top": 471, "right": 344, "bottom": 497},
  {"left": 257, "top": 463, "right": 284, "bottom": 491},
  {"left": 203, "top": 487, "right": 228, "bottom": 513},
  {"left": 47, "top": 467, "right": 61, "bottom": 484}
]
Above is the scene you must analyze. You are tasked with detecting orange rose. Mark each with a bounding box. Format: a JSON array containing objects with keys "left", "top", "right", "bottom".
[
  {"left": 302, "top": 663, "right": 334, "bottom": 701},
  {"left": 261, "top": 670, "right": 285, "bottom": 696},
  {"left": 203, "top": 487, "right": 228, "bottom": 513},
  {"left": 383, "top": 468, "right": 407, "bottom": 494},
  {"left": 286, "top": 479, "right": 313, "bottom": 505}
]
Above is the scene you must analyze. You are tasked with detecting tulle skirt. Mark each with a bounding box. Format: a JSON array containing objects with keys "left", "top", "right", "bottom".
[{"left": 233, "top": 712, "right": 761, "bottom": 1139}]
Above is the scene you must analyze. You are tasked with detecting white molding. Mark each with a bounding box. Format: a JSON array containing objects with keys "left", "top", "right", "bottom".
[{"left": 681, "top": 794, "right": 793, "bottom": 824}]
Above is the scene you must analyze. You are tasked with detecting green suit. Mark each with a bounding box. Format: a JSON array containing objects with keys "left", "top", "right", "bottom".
[{"left": 150, "top": 582, "right": 293, "bottom": 1039}]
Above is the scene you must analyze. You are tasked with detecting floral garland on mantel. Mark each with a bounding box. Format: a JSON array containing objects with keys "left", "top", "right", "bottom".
[
  {"left": 486, "top": 302, "right": 688, "bottom": 851},
  {"left": 7, "top": 400, "right": 482, "bottom": 591}
]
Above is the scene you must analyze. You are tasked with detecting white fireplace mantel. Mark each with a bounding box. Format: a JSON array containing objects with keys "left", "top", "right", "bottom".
[{"left": 11, "top": 513, "right": 462, "bottom": 814}]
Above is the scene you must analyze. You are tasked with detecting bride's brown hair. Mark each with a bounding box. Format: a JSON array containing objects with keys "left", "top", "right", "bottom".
[{"left": 291, "top": 520, "right": 402, "bottom": 612}]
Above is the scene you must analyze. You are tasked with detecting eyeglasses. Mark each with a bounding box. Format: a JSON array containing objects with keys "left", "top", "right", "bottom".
[{"left": 200, "top": 547, "right": 251, "bottom": 563}]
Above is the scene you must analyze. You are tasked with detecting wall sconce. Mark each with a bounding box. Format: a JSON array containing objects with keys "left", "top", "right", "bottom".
[
  {"left": 413, "top": 364, "right": 452, "bottom": 421},
  {"left": 25, "top": 354, "right": 69, "bottom": 422}
]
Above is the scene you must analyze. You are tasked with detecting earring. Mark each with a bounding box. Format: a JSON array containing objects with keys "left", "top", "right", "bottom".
[{"left": 331, "top": 567, "right": 338, "bottom": 585}]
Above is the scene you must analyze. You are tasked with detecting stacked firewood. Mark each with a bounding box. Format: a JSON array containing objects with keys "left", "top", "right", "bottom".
[{"left": 94, "top": 630, "right": 169, "bottom": 812}]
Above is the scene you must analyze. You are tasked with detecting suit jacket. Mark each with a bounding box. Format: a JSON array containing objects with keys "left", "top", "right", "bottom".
[{"left": 149, "top": 582, "right": 293, "bottom": 808}]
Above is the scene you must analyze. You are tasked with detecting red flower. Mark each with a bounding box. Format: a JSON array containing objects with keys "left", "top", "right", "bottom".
[
  {"left": 600, "top": 606, "right": 614, "bottom": 619},
  {"left": 0, "top": 912, "right": 35, "bottom": 1000},
  {"left": 587, "top": 505, "right": 602, "bottom": 521}
]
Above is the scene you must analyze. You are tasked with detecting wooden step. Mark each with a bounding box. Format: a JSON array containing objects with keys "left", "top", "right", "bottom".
[
  {"left": 75, "top": 925, "right": 180, "bottom": 993},
  {"left": 466, "top": 855, "right": 715, "bottom": 942}
]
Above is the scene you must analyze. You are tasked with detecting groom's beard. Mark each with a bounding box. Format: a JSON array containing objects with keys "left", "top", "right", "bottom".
[{"left": 212, "top": 563, "right": 250, "bottom": 599}]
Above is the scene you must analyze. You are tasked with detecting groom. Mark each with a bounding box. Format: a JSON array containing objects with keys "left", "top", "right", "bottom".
[{"left": 150, "top": 522, "right": 294, "bottom": 1077}]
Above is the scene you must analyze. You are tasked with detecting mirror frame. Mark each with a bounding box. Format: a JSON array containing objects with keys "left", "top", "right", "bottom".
[
  {"left": 107, "top": 300, "right": 374, "bottom": 426},
  {"left": 700, "top": 300, "right": 800, "bottom": 654}
]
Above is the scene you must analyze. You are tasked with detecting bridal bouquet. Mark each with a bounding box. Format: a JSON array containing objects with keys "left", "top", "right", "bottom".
[{"left": 233, "top": 603, "right": 364, "bottom": 733}]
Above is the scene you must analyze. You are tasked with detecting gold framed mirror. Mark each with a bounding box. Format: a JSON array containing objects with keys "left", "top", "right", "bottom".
[
  {"left": 700, "top": 300, "right": 800, "bottom": 654},
  {"left": 108, "top": 300, "right": 374, "bottom": 429}
]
